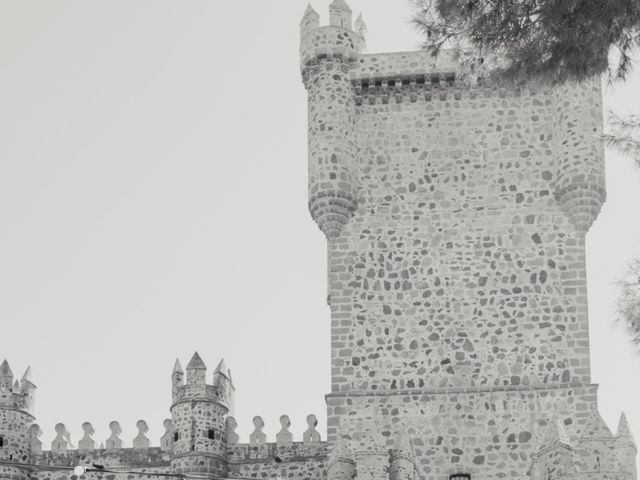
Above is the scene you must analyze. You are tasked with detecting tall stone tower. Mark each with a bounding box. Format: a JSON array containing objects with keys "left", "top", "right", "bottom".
[
  {"left": 0, "top": 361, "right": 36, "bottom": 480},
  {"left": 300, "top": 2, "right": 634, "bottom": 479},
  {"left": 170, "top": 352, "right": 235, "bottom": 479}
]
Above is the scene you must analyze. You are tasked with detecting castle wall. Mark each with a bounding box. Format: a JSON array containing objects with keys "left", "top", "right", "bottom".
[
  {"left": 328, "top": 83, "right": 598, "bottom": 394},
  {"left": 228, "top": 442, "right": 327, "bottom": 480},
  {"left": 327, "top": 383, "right": 599, "bottom": 479}
]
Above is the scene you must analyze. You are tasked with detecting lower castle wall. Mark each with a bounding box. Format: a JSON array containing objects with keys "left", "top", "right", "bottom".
[
  {"left": 326, "top": 383, "right": 599, "bottom": 480},
  {"left": 30, "top": 448, "right": 170, "bottom": 480},
  {"left": 228, "top": 442, "right": 327, "bottom": 480}
]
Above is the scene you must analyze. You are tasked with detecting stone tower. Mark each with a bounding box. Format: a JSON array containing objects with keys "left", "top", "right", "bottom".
[
  {"left": 300, "top": 2, "right": 633, "bottom": 479},
  {"left": 0, "top": 361, "right": 36, "bottom": 480},
  {"left": 170, "top": 352, "right": 235, "bottom": 479}
]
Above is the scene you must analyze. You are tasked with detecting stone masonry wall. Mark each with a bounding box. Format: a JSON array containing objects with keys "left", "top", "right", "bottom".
[
  {"left": 327, "top": 384, "right": 599, "bottom": 480},
  {"left": 328, "top": 82, "right": 599, "bottom": 394}
]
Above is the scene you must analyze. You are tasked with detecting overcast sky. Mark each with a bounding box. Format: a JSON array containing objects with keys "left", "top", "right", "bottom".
[{"left": 0, "top": 0, "right": 639, "bottom": 455}]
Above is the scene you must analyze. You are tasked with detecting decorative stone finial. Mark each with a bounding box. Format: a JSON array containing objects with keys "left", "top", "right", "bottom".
[
  {"left": 616, "top": 412, "right": 636, "bottom": 447},
  {"left": 133, "top": 420, "right": 150, "bottom": 449},
  {"left": 303, "top": 414, "right": 321, "bottom": 443},
  {"left": 276, "top": 415, "right": 293, "bottom": 444},
  {"left": 160, "top": 419, "right": 173, "bottom": 452},
  {"left": 51, "top": 423, "right": 69, "bottom": 453},
  {"left": 79, "top": 422, "right": 95, "bottom": 452},
  {"left": 249, "top": 416, "right": 266, "bottom": 445},
  {"left": 106, "top": 420, "right": 123, "bottom": 451},
  {"left": 30, "top": 424, "right": 43, "bottom": 456},
  {"left": 226, "top": 416, "right": 239, "bottom": 445}
]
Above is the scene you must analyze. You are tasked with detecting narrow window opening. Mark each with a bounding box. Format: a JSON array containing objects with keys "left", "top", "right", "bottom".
[
  {"left": 450, "top": 474, "right": 471, "bottom": 480},
  {"left": 174, "top": 432, "right": 179, "bottom": 442},
  {"left": 207, "top": 429, "right": 215, "bottom": 440},
  {"left": 0, "top": 436, "right": 4, "bottom": 448}
]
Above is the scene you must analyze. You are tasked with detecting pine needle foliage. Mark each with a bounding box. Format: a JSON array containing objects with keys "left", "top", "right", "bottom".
[
  {"left": 616, "top": 259, "right": 640, "bottom": 348},
  {"left": 603, "top": 111, "right": 640, "bottom": 167},
  {"left": 411, "top": 0, "right": 640, "bottom": 86}
]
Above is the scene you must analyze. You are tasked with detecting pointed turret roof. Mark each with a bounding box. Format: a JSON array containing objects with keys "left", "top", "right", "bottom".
[
  {"left": 303, "top": 3, "right": 319, "bottom": 18},
  {"left": 186, "top": 352, "right": 206, "bottom": 370},
  {"left": 21, "top": 366, "right": 34, "bottom": 385},
  {"left": 214, "top": 359, "right": 229, "bottom": 377},
  {"left": 616, "top": 412, "right": 636, "bottom": 447},
  {"left": 173, "top": 359, "right": 184, "bottom": 374},
  {"left": 0, "top": 359, "right": 13, "bottom": 378}
]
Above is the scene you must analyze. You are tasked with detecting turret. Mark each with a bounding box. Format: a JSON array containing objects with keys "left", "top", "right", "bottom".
[
  {"left": 329, "top": 0, "right": 352, "bottom": 29},
  {"left": 0, "top": 360, "right": 13, "bottom": 391},
  {"left": 170, "top": 352, "right": 233, "bottom": 479},
  {"left": 328, "top": 434, "right": 356, "bottom": 480},
  {"left": 530, "top": 416, "right": 577, "bottom": 480},
  {"left": 389, "top": 432, "right": 418, "bottom": 480},
  {"left": 172, "top": 359, "right": 184, "bottom": 401},
  {"left": 20, "top": 367, "right": 36, "bottom": 413},
  {"left": 300, "top": 3, "right": 320, "bottom": 37},
  {"left": 615, "top": 413, "right": 637, "bottom": 479},
  {"left": 549, "top": 77, "right": 606, "bottom": 232},
  {"left": 0, "top": 360, "right": 36, "bottom": 480},
  {"left": 213, "top": 359, "right": 235, "bottom": 416},
  {"left": 300, "top": 1, "right": 365, "bottom": 239},
  {"left": 354, "top": 14, "right": 367, "bottom": 52}
]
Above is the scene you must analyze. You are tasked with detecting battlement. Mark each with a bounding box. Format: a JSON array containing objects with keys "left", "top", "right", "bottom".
[
  {"left": 300, "top": 2, "right": 366, "bottom": 70},
  {"left": 171, "top": 353, "right": 234, "bottom": 411}
]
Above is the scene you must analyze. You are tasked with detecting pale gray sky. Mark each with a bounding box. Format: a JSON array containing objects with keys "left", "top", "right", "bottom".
[{"left": 0, "top": 0, "right": 639, "bottom": 453}]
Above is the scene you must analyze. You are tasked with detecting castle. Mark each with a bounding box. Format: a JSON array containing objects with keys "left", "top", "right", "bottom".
[{"left": 0, "top": 1, "right": 637, "bottom": 479}]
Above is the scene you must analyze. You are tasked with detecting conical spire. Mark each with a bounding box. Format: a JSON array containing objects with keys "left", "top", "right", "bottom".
[
  {"left": 173, "top": 359, "right": 184, "bottom": 374},
  {"left": 354, "top": 13, "right": 367, "bottom": 36},
  {"left": 616, "top": 412, "right": 636, "bottom": 447},
  {"left": 0, "top": 359, "right": 13, "bottom": 378},
  {"left": 302, "top": 3, "right": 319, "bottom": 21},
  {"left": 214, "top": 359, "right": 228, "bottom": 377},
  {"left": 21, "top": 366, "right": 35, "bottom": 385},
  {"left": 186, "top": 352, "right": 206, "bottom": 370}
]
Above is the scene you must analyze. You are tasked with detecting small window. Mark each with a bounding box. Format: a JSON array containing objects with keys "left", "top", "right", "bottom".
[
  {"left": 207, "top": 429, "right": 215, "bottom": 440},
  {"left": 0, "top": 436, "right": 4, "bottom": 447},
  {"left": 174, "top": 432, "right": 179, "bottom": 442},
  {"left": 450, "top": 475, "right": 471, "bottom": 480}
]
